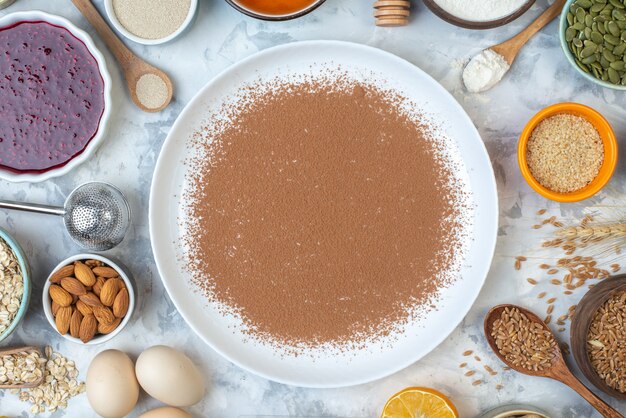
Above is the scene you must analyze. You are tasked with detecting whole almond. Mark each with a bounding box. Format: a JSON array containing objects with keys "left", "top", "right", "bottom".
[
  {"left": 60, "top": 277, "right": 87, "bottom": 296},
  {"left": 92, "top": 266, "right": 119, "bottom": 278},
  {"left": 79, "top": 292, "right": 103, "bottom": 307},
  {"left": 49, "top": 285, "right": 73, "bottom": 307},
  {"left": 49, "top": 264, "right": 74, "bottom": 284},
  {"left": 76, "top": 299, "right": 93, "bottom": 316},
  {"left": 74, "top": 262, "right": 96, "bottom": 287},
  {"left": 51, "top": 301, "right": 60, "bottom": 316},
  {"left": 70, "top": 309, "right": 83, "bottom": 339},
  {"left": 93, "top": 305, "right": 115, "bottom": 326},
  {"left": 100, "top": 279, "right": 120, "bottom": 307},
  {"left": 113, "top": 288, "right": 130, "bottom": 318},
  {"left": 85, "top": 259, "right": 103, "bottom": 268},
  {"left": 79, "top": 315, "right": 97, "bottom": 343},
  {"left": 55, "top": 306, "right": 72, "bottom": 335},
  {"left": 93, "top": 277, "right": 106, "bottom": 297},
  {"left": 98, "top": 317, "right": 121, "bottom": 334}
]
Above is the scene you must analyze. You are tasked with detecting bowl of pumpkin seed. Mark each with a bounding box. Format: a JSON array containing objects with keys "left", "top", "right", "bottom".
[{"left": 561, "top": 0, "right": 626, "bottom": 89}]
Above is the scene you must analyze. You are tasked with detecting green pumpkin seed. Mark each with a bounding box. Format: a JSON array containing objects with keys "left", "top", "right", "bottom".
[
  {"left": 567, "top": 12, "right": 575, "bottom": 25},
  {"left": 566, "top": 27, "right": 578, "bottom": 41},
  {"left": 565, "top": 0, "right": 626, "bottom": 84},
  {"left": 593, "top": 66, "right": 602, "bottom": 78},
  {"left": 605, "top": 33, "right": 621, "bottom": 45},
  {"left": 580, "top": 55, "right": 598, "bottom": 65},
  {"left": 608, "top": 21, "right": 620, "bottom": 35},
  {"left": 577, "top": 59, "right": 591, "bottom": 73},
  {"left": 601, "top": 55, "right": 611, "bottom": 67},
  {"left": 591, "top": 31, "right": 604, "bottom": 43},
  {"left": 614, "top": 42, "right": 626, "bottom": 55},
  {"left": 604, "top": 49, "right": 617, "bottom": 61},
  {"left": 582, "top": 54, "right": 599, "bottom": 64},
  {"left": 581, "top": 45, "right": 598, "bottom": 57},
  {"left": 591, "top": 2, "right": 606, "bottom": 12}
]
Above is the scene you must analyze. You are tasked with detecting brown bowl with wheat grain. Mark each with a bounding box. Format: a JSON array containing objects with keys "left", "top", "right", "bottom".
[{"left": 571, "top": 275, "right": 626, "bottom": 401}]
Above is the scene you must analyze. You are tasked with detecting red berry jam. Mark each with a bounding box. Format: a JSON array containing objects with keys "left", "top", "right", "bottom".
[{"left": 0, "top": 21, "right": 105, "bottom": 174}]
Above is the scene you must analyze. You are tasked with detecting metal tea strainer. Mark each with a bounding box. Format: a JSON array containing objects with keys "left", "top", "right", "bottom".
[{"left": 0, "top": 182, "right": 131, "bottom": 251}]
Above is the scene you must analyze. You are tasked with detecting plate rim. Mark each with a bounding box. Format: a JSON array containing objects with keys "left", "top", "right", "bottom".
[{"left": 149, "top": 40, "right": 499, "bottom": 388}]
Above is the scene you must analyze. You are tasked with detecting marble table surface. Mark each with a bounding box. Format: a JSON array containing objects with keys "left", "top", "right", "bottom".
[{"left": 1, "top": 0, "right": 626, "bottom": 416}]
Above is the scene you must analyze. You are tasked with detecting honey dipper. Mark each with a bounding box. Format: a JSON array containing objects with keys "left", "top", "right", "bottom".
[{"left": 374, "top": 0, "right": 410, "bottom": 27}]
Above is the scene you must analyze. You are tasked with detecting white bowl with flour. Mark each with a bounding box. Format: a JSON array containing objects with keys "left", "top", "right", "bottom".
[
  {"left": 425, "top": 0, "right": 534, "bottom": 29},
  {"left": 105, "top": 0, "right": 198, "bottom": 45}
]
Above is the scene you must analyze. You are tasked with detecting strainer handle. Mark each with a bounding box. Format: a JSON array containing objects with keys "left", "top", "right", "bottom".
[{"left": 0, "top": 201, "right": 65, "bottom": 216}]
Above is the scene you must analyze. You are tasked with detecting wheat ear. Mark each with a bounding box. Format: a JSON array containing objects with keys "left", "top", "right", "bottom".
[{"left": 557, "top": 223, "right": 626, "bottom": 241}]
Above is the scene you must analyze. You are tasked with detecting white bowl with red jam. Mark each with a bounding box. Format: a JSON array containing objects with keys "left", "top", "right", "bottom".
[{"left": 0, "top": 11, "right": 112, "bottom": 183}]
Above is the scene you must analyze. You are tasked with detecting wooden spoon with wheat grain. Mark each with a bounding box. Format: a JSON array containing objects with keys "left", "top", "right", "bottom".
[{"left": 485, "top": 304, "right": 623, "bottom": 418}]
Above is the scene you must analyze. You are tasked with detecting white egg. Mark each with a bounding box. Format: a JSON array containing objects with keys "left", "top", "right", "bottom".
[
  {"left": 136, "top": 345, "right": 204, "bottom": 407},
  {"left": 86, "top": 350, "right": 139, "bottom": 418},
  {"left": 138, "top": 406, "right": 192, "bottom": 418}
]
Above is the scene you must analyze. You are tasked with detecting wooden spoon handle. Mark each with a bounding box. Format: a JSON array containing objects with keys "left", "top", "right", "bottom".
[
  {"left": 492, "top": 0, "right": 567, "bottom": 64},
  {"left": 566, "top": 374, "right": 623, "bottom": 418},
  {"left": 71, "top": 0, "right": 135, "bottom": 70}
]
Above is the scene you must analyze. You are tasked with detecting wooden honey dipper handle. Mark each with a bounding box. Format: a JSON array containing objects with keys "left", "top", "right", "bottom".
[{"left": 374, "top": 0, "right": 410, "bottom": 27}]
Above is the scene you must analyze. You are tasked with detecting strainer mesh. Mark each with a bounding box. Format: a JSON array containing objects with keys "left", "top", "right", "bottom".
[{"left": 63, "top": 183, "right": 130, "bottom": 251}]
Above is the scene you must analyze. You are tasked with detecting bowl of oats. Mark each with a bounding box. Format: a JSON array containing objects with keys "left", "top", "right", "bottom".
[{"left": 0, "top": 227, "right": 30, "bottom": 342}]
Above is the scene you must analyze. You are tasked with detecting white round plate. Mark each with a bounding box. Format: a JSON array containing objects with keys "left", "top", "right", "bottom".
[
  {"left": 0, "top": 11, "right": 112, "bottom": 183},
  {"left": 150, "top": 40, "right": 498, "bottom": 388}
]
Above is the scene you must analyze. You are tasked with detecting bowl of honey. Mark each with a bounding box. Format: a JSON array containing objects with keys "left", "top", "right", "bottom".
[{"left": 226, "top": 0, "right": 326, "bottom": 20}]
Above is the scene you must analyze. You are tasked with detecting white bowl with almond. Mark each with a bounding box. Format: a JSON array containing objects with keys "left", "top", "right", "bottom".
[{"left": 43, "top": 254, "right": 135, "bottom": 345}]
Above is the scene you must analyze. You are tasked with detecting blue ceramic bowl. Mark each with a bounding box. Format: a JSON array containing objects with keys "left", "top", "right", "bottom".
[
  {"left": 559, "top": 0, "right": 626, "bottom": 90},
  {"left": 0, "top": 227, "right": 31, "bottom": 342}
]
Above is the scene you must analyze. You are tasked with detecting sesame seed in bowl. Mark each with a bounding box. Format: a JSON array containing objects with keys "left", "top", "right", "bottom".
[{"left": 518, "top": 103, "right": 618, "bottom": 203}]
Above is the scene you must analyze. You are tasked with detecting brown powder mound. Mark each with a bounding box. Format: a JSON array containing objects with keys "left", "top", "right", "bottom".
[{"left": 183, "top": 75, "right": 469, "bottom": 351}]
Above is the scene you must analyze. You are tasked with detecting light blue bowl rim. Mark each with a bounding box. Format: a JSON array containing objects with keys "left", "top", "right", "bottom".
[
  {"left": 0, "top": 227, "right": 31, "bottom": 341},
  {"left": 559, "top": 0, "right": 626, "bottom": 91}
]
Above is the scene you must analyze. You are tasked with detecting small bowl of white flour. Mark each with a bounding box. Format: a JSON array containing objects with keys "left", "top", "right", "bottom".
[{"left": 423, "top": 0, "right": 535, "bottom": 29}]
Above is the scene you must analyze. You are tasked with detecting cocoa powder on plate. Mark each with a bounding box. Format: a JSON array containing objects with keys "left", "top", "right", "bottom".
[{"left": 183, "top": 73, "right": 470, "bottom": 351}]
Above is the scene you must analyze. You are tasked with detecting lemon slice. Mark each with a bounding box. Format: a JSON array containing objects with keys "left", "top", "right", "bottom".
[{"left": 381, "top": 387, "right": 459, "bottom": 418}]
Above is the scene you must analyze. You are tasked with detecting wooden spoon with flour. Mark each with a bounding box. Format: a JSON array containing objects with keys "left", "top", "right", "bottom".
[
  {"left": 72, "top": 0, "right": 173, "bottom": 112},
  {"left": 463, "top": 0, "right": 567, "bottom": 93}
]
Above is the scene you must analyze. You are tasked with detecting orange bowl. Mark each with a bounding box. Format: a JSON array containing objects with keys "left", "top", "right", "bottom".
[{"left": 518, "top": 103, "right": 618, "bottom": 203}]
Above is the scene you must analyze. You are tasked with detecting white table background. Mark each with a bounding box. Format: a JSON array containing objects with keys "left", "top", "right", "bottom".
[{"left": 1, "top": 0, "right": 625, "bottom": 416}]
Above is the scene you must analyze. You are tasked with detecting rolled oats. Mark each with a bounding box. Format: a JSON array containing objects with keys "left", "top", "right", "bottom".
[
  {"left": 0, "top": 238, "right": 23, "bottom": 334},
  {"left": 12, "top": 346, "right": 85, "bottom": 413},
  {"left": 0, "top": 350, "right": 44, "bottom": 386}
]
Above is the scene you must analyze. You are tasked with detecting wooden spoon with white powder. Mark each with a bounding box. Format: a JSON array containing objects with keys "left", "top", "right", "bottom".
[
  {"left": 463, "top": 0, "right": 566, "bottom": 93},
  {"left": 72, "top": 0, "right": 173, "bottom": 112}
]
